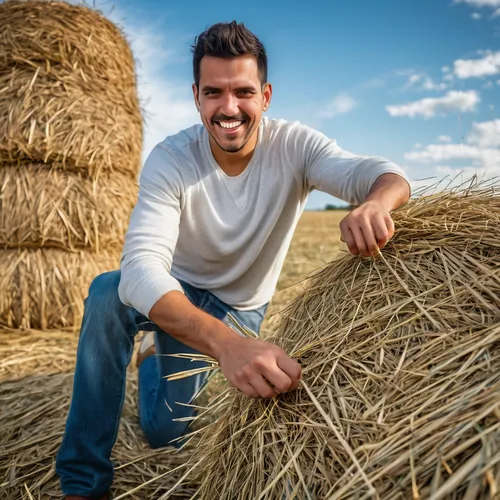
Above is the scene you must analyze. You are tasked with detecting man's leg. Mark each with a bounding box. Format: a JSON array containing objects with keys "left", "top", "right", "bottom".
[
  {"left": 56, "top": 270, "right": 150, "bottom": 498},
  {"left": 137, "top": 283, "right": 268, "bottom": 448}
]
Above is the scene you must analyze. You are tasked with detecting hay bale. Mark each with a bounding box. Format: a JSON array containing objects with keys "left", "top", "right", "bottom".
[
  {"left": 0, "top": 1, "right": 143, "bottom": 175},
  {"left": 177, "top": 183, "right": 500, "bottom": 499},
  {"left": 0, "top": 165, "right": 137, "bottom": 251},
  {"left": 0, "top": 248, "right": 119, "bottom": 330}
]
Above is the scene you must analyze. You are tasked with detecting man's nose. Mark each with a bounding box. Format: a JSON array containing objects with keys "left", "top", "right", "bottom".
[{"left": 219, "top": 93, "right": 239, "bottom": 116}]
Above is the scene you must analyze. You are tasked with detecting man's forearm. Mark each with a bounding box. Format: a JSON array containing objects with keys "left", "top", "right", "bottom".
[
  {"left": 148, "top": 291, "right": 238, "bottom": 360},
  {"left": 365, "top": 173, "right": 411, "bottom": 211}
]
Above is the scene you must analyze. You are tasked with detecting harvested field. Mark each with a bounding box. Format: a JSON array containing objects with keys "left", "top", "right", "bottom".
[{"left": 0, "top": 210, "right": 348, "bottom": 499}]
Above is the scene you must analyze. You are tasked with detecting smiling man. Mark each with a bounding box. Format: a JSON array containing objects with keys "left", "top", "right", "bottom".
[{"left": 56, "top": 21, "right": 410, "bottom": 500}]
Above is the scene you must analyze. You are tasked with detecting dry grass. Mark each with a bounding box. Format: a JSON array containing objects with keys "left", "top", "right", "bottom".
[
  {"left": 0, "top": 210, "right": 347, "bottom": 499},
  {"left": 0, "top": 0, "right": 143, "bottom": 175},
  {"left": 0, "top": 248, "right": 120, "bottom": 330},
  {"left": 0, "top": 164, "right": 138, "bottom": 251},
  {"left": 170, "top": 184, "right": 500, "bottom": 500}
]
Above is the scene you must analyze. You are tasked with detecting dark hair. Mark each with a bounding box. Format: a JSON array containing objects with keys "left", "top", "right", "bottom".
[{"left": 191, "top": 21, "right": 267, "bottom": 87}]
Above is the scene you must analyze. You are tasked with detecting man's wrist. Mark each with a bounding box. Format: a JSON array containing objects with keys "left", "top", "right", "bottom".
[{"left": 206, "top": 317, "right": 240, "bottom": 361}]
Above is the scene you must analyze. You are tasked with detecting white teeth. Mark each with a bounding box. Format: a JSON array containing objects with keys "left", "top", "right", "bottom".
[{"left": 219, "top": 121, "right": 242, "bottom": 129}]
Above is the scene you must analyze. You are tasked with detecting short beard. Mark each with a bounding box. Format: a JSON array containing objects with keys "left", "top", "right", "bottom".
[{"left": 206, "top": 117, "right": 256, "bottom": 154}]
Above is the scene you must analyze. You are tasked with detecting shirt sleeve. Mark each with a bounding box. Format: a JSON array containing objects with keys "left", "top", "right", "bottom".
[
  {"left": 118, "top": 144, "right": 185, "bottom": 318},
  {"left": 296, "top": 124, "right": 410, "bottom": 206}
]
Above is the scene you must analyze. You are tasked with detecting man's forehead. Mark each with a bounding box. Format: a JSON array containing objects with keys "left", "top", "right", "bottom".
[{"left": 199, "top": 55, "right": 260, "bottom": 86}]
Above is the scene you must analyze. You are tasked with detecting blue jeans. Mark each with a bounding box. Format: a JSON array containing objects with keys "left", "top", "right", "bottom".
[{"left": 56, "top": 270, "right": 267, "bottom": 498}]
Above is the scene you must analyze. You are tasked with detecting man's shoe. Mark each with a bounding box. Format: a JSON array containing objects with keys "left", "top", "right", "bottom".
[{"left": 65, "top": 493, "right": 110, "bottom": 500}]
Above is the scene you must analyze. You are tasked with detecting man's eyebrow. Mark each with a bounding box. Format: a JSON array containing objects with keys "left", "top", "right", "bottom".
[
  {"left": 235, "top": 86, "right": 257, "bottom": 92},
  {"left": 201, "top": 85, "right": 221, "bottom": 92}
]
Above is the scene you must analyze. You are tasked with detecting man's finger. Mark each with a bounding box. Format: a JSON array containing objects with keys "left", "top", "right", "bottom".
[
  {"left": 342, "top": 226, "right": 359, "bottom": 255},
  {"left": 359, "top": 219, "right": 380, "bottom": 256},
  {"left": 372, "top": 214, "right": 390, "bottom": 248},
  {"left": 261, "top": 362, "right": 292, "bottom": 394},
  {"left": 250, "top": 375, "right": 278, "bottom": 399},
  {"left": 240, "top": 382, "right": 260, "bottom": 399},
  {"left": 276, "top": 355, "right": 301, "bottom": 391},
  {"left": 350, "top": 225, "right": 368, "bottom": 257}
]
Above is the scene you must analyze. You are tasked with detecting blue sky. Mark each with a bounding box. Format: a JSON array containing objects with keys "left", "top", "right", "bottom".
[{"left": 100, "top": 0, "right": 500, "bottom": 209}]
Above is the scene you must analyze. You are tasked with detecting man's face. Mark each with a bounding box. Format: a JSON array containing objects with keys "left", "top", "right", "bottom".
[{"left": 193, "top": 55, "right": 272, "bottom": 154}]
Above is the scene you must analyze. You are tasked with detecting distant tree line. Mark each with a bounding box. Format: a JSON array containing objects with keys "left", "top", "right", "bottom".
[{"left": 324, "top": 204, "right": 353, "bottom": 211}]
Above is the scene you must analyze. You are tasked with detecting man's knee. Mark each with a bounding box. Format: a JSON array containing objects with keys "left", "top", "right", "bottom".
[
  {"left": 142, "top": 417, "right": 191, "bottom": 449},
  {"left": 87, "top": 270, "right": 123, "bottom": 312}
]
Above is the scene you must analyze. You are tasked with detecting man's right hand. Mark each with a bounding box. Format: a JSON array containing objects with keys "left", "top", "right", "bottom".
[
  {"left": 214, "top": 335, "right": 302, "bottom": 399},
  {"left": 149, "top": 291, "right": 301, "bottom": 399}
]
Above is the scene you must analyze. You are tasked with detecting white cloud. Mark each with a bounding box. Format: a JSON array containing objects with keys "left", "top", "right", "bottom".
[
  {"left": 386, "top": 90, "right": 480, "bottom": 118},
  {"left": 413, "top": 143, "right": 423, "bottom": 149},
  {"left": 404, "top": 119, "right": 500, "bottom": 177},
  {"left": 454, "top": 0, "right": 500, "bottom": 7},
  {"left": 403, "top": 73, "right": 448, "bottom": 92},
  {"left": 493, "top": 8, "right": 500, "bottom": 17},
  {"left": 467, "top": 119, "right": 500, "bottom": 147},
  {"left": 438, "top": 135, "right": 452, "bottom": 143},
  {"left": 405, "top": 143, "right": 499, "bottom": 170},
  {"left": 319, "top": 94, "right": 358, "bottom": 118},
  {"left": 471, "top": 12, "right": 482, "bottom": 18},
  {"left": 453, "top": 51, "right": 500, "bottom": 79}
]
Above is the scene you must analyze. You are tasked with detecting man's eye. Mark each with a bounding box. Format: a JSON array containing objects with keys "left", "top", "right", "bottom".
[{"left": 238, "top": 90, "right": 253, "bottom": 96}]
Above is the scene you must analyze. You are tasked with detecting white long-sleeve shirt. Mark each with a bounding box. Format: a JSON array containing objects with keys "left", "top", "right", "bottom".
[{"left": 118, "top": 118, "right": 410, "bottom": 317}]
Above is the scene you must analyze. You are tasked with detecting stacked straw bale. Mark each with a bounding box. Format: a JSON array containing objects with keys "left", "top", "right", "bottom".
[
  {"left": 0, "top": 0, "right": 141, "bottom": 330},
  {"left": 174, "top": 182, "right": 500, "bottom": 500}
]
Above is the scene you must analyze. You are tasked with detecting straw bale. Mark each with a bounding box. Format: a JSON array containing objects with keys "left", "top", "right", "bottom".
[
  {"left": 0, "top": 248, "right": 119, "bottom": 330},
  {"left": 0, "top": 371, "right": 198, "bottom": 499},
  {"left": 0, "top": 164, "right": 138, "bottom": 251},
  {"left": 0, "top": 0, "right": 136, "bottom": 89},
  {"left": 0, "top": 67, "right": 143, "bottom": 176},
  {"left": 173, "top": 182, "right": 500, "bottom": 499}
]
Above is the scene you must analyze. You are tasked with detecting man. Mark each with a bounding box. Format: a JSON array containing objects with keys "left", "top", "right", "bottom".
[{"left": 56, "top": 21, "right": 410, "bottom": 500}]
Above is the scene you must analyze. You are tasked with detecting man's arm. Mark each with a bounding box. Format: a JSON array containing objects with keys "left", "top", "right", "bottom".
[
  {"left": 297, "top": 124, "right": 411, "bottom": 256},
  {"left": 149, "top": 292, "right": 301, "bottom": 399}
]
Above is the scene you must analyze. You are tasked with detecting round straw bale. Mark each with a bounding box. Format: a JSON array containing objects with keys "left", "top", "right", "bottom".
[
  {"left": 0, "top": 248, "right": 119, "bottom": 330},
  {"left": 0, "top": 0, "right": 136, "bottom": 88},
  {"left": 0, "top": 165, "right": 138, "bottom": 251},
  {"left": 0, "top": 66, "right": 143, "bottom": 176},
  {"left": 180, "top": 183, "right": 500, "bottom": 499}
]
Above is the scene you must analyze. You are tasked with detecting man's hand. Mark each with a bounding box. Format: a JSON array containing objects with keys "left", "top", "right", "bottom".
[
  {"left": 340, "top": 200, "right": 394, "bottom": 257},
  {"left": 339, "top": 173, "right": 410, "bottom": 257},
  {"left": 215, "top": 335, "right": 302, "bottom": 399}
]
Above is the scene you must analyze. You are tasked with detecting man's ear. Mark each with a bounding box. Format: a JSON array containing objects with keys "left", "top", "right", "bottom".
[
  {"left": 192, "top": 83, "right": 200, "bottom": 112},
  {"left": 262, "top": 82, "right": 273, "bottom": 112}
]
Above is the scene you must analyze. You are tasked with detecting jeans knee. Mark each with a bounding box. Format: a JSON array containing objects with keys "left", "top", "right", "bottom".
[
  {"left": 87, "top": 271, "right": 123, "bottom": 312},
  {"left": 141, "top": 415, "right": 192, "bottom": 449}
]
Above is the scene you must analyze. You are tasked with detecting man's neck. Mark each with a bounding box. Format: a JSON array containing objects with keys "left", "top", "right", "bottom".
[{"left": 209, "top": 127, "right": 259, "bottom": 177}]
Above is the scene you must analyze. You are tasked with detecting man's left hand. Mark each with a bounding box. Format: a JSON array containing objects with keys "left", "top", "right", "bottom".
[{"left": 339, "top": 200, "right": 395, "bottom": 257}]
